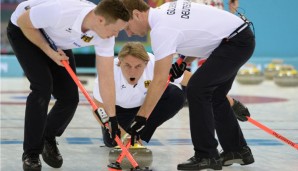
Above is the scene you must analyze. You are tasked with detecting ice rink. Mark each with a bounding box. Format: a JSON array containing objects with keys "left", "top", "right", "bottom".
[{"left": 1, "top": 75, "right": 298, "bottom": 171}]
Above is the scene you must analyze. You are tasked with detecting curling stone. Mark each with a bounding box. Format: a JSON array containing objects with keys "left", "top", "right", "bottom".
[
  {"left": 108, "top": 145, "right": 153, "bottom": 170},
  {"left": 264, "top": 59, "right": 284, "bottom": 80},
  {"left": 264, "top": 63, "right": 284, "bottom": 80},
  {"left": 236, "top": 64, "right": 264, "bottom": 85},
  {"left": 274, "top": 68, "right": 298, "bottom": 87},
  {"left": 264, "top": 59, "right": 285, "bottom": 80}
]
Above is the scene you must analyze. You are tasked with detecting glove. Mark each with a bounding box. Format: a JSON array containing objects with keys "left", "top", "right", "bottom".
[
  {"left": 232, "top": 99, "right": 250, "bottom": 122},
  {"left": 128, "top": 116, "right": 147, "bottom": 146},
  {"left": 169, "top": 61, "right": 187, "bottom": 82},
  {"left": 108, "top": 116, "right": 120, "bottom": 140}
]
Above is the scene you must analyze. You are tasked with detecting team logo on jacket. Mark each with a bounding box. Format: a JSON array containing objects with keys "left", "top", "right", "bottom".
[
  {"left": 81, "top": 34, "right": 94, "bottom": 43},
  {"left": 144, "top": 80, "right": 151, "bottom": 88},
  {"left": 66, "top": 28, "right": 72, "bottom": 33}
]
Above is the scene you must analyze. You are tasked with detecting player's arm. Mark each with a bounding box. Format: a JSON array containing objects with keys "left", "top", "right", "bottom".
[
  {"left": 17, "top": 10, "right": 68, "bottom": 66},
  {"left": 137, "top": 55, "right": 174, "bottom": 118},
  {"left": 128, "top": 55, "right": 173, "bottom": 145},
  {"left": 96, "top": 55, "right": 116, "bottom": 117},
  {"left": 95, "top": 55, "right": 120, "bottom": 139},
  {"left": 179, "top": 70, "right": 192, "bottom": 86}
]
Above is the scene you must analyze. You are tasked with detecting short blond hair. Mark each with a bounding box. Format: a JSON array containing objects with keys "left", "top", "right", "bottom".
[
  {"left": 94, "top": 0, "right": 130, "bottom": 24},
  {"left": 118, "top": 42, "right": 150, "bottom": 63}
]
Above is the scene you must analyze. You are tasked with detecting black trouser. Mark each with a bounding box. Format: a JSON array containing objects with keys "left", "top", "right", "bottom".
[
  {"left": 7, "top": 21, "right": 79, "bottom": 155},
  {"left": 186, "top": 27, "right": 255, "bottom": 158},
  {"left": 102, "top": 84, "right": 185, "bottom": 146}
]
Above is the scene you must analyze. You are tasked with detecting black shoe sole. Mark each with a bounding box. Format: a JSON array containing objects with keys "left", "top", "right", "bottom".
[
  {"left": 223, "top": 156, "right": 254, "bottom": 166},
  {"left": 42, "top": 153, "right": 63, "bottom": 168},
  {"left": 241, "top": 156, "right": 255, "bottom": 166},
  {"left": 23, "top": 164, "right": 41, "bottom": 171},
  {"left": 177, "top": 165, "right": 222, "bottom": 170}
]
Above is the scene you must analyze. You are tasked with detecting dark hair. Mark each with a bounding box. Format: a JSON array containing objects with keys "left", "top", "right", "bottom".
[
  {"left": 94, "top": 0, "right": 130, "bottom": 24},
  {"left": 121, "top": 0, "right": 150, "bottom": 19}
]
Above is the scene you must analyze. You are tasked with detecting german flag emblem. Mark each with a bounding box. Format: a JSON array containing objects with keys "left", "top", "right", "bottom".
[
  {"left": 81, "top": 34, "right": 93, "bottom": 43},
  {"left": 144, "top": 80, "right": 151, "bottom": 88}
]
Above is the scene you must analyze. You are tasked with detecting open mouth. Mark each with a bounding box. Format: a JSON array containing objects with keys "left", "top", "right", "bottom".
[{"left": 130, "top": 77, "right": 136, "bottom": 81}]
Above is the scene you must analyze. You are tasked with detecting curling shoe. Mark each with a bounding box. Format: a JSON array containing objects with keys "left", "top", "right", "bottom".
[
  {"left": 220, "top": 146, "right": 254, "bottom": 166},
  {"left": 22, "top": 153, "right": 41, "bottom": 171},
  {"left": 177, "top": 156, "right": 222, "bottom": 170},
  {"left": 42, "top": 138, "right": 63, "bottom": 168}
]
